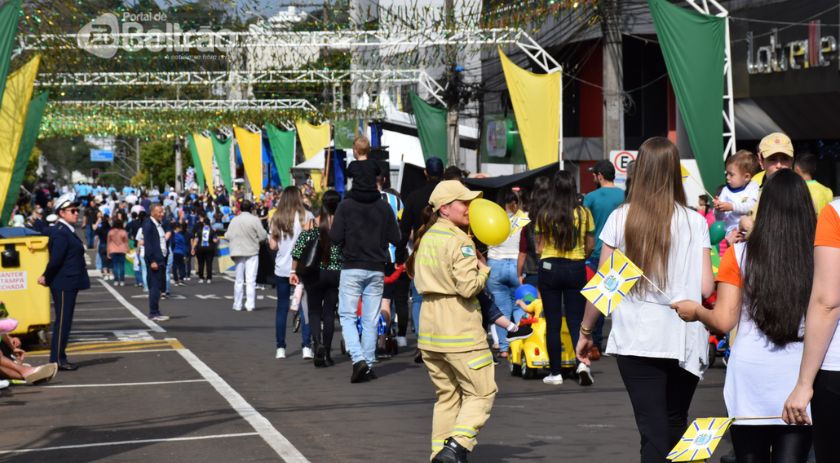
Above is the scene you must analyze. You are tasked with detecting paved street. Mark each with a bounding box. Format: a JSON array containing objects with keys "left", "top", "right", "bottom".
[{"left": 2, "top": 250, "right": 733, "bottom": 462}]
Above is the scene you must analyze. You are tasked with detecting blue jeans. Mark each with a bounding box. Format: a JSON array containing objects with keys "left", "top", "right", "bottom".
[
  {"left": 488, "top": 258, "right": 525, "bottom": 351},
  {"left": 165, "top": 251, "right": 173, "bottom": 294},
  {"left": 85, "top": 224, "right": 94, "bottom": 249},
  {"left": 338, "top": 269, "right": 384, "bottom": 365},
  {"left": 410, "top": 281, "right": 422, "bottom": 334},
  {"left": 275, "top": 276, "right": 310, "bottom": 349},
  {"left": 139, "top": 257, "right": 148, "bottom": 289},
  {"left": 111, "top": 253, "right": 126, "bottom": 282}
]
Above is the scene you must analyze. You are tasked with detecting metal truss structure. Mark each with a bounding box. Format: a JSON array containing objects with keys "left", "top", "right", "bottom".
[
  {"left": 53, "top": 99, "right": 318, "bottom": 112},
  {"left": 685, "top": 0, "right": 737, "bottom": 160},
  {"left": 23, "top": 28, "right": 524, "bottom": 52}
]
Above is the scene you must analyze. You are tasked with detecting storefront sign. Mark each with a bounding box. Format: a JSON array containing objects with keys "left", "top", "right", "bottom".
[{"left": 746, "top": 20, "right": 838, "bottom": 74}]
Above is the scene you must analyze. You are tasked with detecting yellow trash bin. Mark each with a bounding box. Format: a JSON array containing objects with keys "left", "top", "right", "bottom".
[{"left": 0, "top": 233, "right": 51, "bottom": 336}]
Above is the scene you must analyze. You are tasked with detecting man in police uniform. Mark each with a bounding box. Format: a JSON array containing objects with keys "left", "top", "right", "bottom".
[{"left": 38, "top": 194, "right": 90, "bottom": 371}]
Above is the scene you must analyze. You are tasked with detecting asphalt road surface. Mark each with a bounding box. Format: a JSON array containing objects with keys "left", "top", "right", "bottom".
[{"left": 2, "top": 249, "right": 735, "bottom": 462}]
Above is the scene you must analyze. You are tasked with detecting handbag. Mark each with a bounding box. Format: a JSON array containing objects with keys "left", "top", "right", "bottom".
[{"left": 298, "top": 234, "right": 321, "bottom": 277}]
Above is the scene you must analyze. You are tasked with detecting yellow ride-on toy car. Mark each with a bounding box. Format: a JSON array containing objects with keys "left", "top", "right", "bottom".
[{"left": 509, "top": 285, "right": 576, "bottom": 379}]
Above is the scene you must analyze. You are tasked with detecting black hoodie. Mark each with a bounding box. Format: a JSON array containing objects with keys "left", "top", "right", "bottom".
[{"left": 329, "top": 197, "right": 401, "bottom": 272}]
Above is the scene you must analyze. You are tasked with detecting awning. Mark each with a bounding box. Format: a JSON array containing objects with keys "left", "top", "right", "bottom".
[
  {"left": 734, "top": 99, "right": 782, "bottom": 141},
  {"left": 464, "top": 162, "right": 559, "bottom": 196}
]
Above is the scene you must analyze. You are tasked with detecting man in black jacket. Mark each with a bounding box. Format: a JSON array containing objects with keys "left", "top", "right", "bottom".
[{"left": 330, "top": 180, "right": 401, "bottom": 383}]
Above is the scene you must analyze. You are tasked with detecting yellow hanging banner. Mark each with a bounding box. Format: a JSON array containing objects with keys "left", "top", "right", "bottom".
[
  {"left": 233, "top": 125, "right": 263, "bottom": 200},
  {"left": 191, "top": 132, "right": 215, "bottom": 195},
  {"left": 0, "top": 55, "right": 40, "bottom": 214},
  {"left": 498, "top": 48, "right": 561, "bottom": 169},
  {"left": 295, "top": 120, "right": 330, "bottom": 160}
]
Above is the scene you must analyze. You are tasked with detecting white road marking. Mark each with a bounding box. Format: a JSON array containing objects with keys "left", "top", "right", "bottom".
[
  {"left": 99, "top": 281, "right": 165, "bottom": 333},
  {"left": 44, "top": 379, "right": 207, "bottom": 388},
  {"left": 174, "top": 344, "right": 310, "bottom": 462},
  {"left": 75, "top": 307, "right": 129, "bottom": 312},
  {"left": 222, "top": 275, "right": 235, "bottom": 282},
  {"left": 73, "top": 318, "right": 140, "bottom": 322},
  {"left": 195, "top": 294, "right": 220, "bottom": 299},
  {"left": 267, "top": 296, "right": 277, "bottom": 300},
  {"left": 113, "top": 330, "right": 155, "bottom": 341},
  {"left": 0, "top": 432, "right": 259, "bottom": 455}
]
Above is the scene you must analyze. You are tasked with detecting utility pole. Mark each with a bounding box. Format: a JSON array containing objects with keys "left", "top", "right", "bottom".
[
  {"left": 444, "top": 0, "right": 460, "bottom": 168},
  {"left": 134, "top": 137, "right": 140, "bottom": 180},
  {"left": 602, "top": 0, "right": 624, "bottom": 159}
]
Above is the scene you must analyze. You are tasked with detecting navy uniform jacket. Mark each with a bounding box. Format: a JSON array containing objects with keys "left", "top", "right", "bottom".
[
  {"left": 141, "top": 218, "right": 167, "bottom": 266},
  {"left": 43, "top": 221, "right": 91, "bottom": 291}
]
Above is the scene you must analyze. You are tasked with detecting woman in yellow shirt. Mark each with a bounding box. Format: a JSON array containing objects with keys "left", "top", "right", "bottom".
[{"left": 535, "top": 170, "right": 595, "bottom": 386}]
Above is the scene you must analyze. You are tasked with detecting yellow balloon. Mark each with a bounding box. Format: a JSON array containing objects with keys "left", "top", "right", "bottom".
[{"left": 469, "top": 198, "right": 511, "bottom": 246}]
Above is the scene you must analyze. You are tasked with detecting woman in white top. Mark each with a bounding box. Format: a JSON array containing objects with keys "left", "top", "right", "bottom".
[
  {"left": 784, "top": 197, "right": 840, "bottom": 462},
  {"left": 269, "top": 186, "right": 314, "bottom": 360},
  {"left": 674, "top": 170, "right": 815, "bottom": 462},
  {"left": 576, "top": 137, "right": 714, "bottom": 463},
  {"left": 487, "top": 189, "right": 524, "bottom": 357}
]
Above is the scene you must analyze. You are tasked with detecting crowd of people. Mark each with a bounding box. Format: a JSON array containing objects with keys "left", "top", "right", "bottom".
[{"left": 5, "top": 132, "right": 839, "bottom": 463}]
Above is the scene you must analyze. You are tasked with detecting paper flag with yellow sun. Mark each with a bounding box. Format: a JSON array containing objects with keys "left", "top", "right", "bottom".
[
  {"left": 580, "top": 249, "right": 643, "bottom": 316},
  {"left": 509, "top": 210, "right": 531, "bottom": 235},
  {"left": 668, "top": 417, "right": 733, "bottom": 462}
]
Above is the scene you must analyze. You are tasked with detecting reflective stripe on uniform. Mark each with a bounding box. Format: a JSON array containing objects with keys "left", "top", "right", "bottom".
[
  {"left": 427, "top": 228, "right": 455, "bottom": 237},
  {"left": 418, "top": 333, "right": 477, "bottom": 347},
  {"left": 431, "top": 439, "right": 444, "bottom": 451},
  {"left": 467, "top": 353, "right": 493, "bottom": 370},
  {"left": 453, "top": 425, "right": 477, "bottom": 438}
]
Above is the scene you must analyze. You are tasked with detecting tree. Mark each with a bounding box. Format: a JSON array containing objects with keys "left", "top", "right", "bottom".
[{"left": 136, "top": 140, "right": 176, "bottom": 189}]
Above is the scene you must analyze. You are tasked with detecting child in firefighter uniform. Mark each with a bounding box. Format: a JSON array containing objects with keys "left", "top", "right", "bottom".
[{"left": 412, "top": 180, "right": 529, "bottom": 463}]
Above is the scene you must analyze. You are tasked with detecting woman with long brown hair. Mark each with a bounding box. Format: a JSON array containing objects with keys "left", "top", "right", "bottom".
[
  {"left": 269, "top": 186, "right": 313, "bottom": 360},
  {"left": 576, "top": 137, "right": 715, "bottom": 462}
]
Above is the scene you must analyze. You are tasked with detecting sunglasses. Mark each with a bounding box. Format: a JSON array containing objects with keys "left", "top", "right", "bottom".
[{"left": 64, "top": 208, "right": 79, "bottom": 214}]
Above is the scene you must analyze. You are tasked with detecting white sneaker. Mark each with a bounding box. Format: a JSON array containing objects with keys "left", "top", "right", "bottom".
[
  {"left": 576, "top": 363, "right": 595, "bottom": 386},
  {"left": 206, "top": 279, "right": 212, "bottom": 284},
  {"left": 543, "top": 373, "right": 564, "bottom": 385},
  {"left": 245, "top": 307, "right": 254, "bottom": 312},
  {"left": 275, "top": 348, "right": 286, "bottom": 359},
  {"left": 0, "top": 379, "right": 9, "bottom": 389},
  {"left": 396, "top": 336, "right": 408, "bottom": 347},
  {"left": 302, "top": 347, "right": 314, "bottom": 359},
  {"left": 198, "top": 279, "right": 205, "bottom": 284},
  {"left": 232, "top": 307, "right": 243, "bottom": 312}
]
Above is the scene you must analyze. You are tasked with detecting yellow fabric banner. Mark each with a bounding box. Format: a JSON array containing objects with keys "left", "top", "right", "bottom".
[
  {"left": 233, "top": 125, "right": 263, "bottom": 200},
  {"left": 0, "top": 55, "right": 40, "bottom": 215},
  {"left": 295, "top": 120, "right": 330, "bottom": 160},
  {"left": 191, "top": 132, "right": 215, "bottom": 195},
  {"left": 499, "top": 48, "right": 561, "bottom": 169}
]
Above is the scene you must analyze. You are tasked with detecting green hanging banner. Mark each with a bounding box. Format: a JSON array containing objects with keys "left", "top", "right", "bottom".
[
  {"left": 409, "top": 92, "right": 448, "bottom": 165},
  {"left": 187, "top": 134, "right": 206, "bottom": 193},
  {"left": 649, "top": 0, "right": 725, "bottom": 194},
  {"left": 265, "top": 123, "right": 295, "bottom": 188},
  {"left": 334, "top": 119, "right": 358, "bottom": 150},
  {"left": 1, "top": 91, "right": 47, "bottom": 224},
  {"left": 211, "top": 134, "right": 233, "bottom": 193},
  {"left": 0, "top": 0, "right": 21, "bottom": 107}
]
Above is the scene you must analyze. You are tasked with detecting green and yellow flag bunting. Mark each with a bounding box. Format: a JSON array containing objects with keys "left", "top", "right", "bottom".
[
  {"left": 409, "top": 92, "right": 448, "bottom": 165},
  {"left": 0, "top": 0, "right": 22, "bottom": 106},
  {"left": 191, "top": 132, "right": 215, "bottom": 194},
  {"left": 499, "top": 48, "right": 561, "bottom": 170},
  {"left": 233, "top": 125, "right": 263, "bottom": 200},
  {"left": 334, "top": 119, "right": 359, "bottom": 150},
  {"left": 295, "top": 120, "right": 330, "bottom": 161},
  {"left": 0, "top": 55, "right": 41, "bottom": 222},
  {"left": 187, "top": 133, "right": 206, "bottom": 193},
  {"left": 211, "top": 134, "right": 233, "bottom": 193},
  {"left": 265, "top": 123, "right": 295, "bottom": 188},
  {"left": 1, "top": 91, "right": 48, "bottom": 223}
]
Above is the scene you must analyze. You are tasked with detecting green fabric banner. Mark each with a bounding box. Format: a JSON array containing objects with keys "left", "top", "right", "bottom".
[
  {"left": 211, "top": 134, "right": 233, "bottom": 193},
  {"left": 334, "top": 119, "right": 358, "bottom": 150},
  {"left": 649, "top": 0, "right": 725, "bottom": 193},
  {"left": 265, "top": 123, "right": 295, "bottom": 188},
  {"left": 1, "top": 91, "right": 46, "bottom": 224},
  {"left": 409, "top": 92, "right": 448, "bottom": 164},
  {"left": 0, "top": 0, "right": 21, "bottom": 107},
  {"left": 187, "top": 134, "right": 206, "bottom": 193}
]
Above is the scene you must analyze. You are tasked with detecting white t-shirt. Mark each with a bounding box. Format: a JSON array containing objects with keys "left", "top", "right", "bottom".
[
  {"left": 487, "top": 211, "right": 522, "bottom": 261},
  {"left": 715, "top": 182, "right": 759, "bottom": 233},
  {"left": 600, "top": 204, "right": 711, "bottom": 378},
  {"left": 723, "top": 243, "right": 807, "bottom": 426},
  {"left": 273, "top": 211, "right": 314, "bottom": 277}
]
